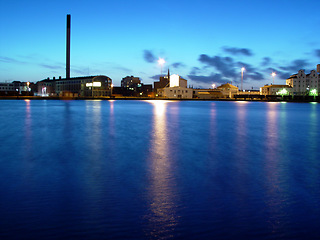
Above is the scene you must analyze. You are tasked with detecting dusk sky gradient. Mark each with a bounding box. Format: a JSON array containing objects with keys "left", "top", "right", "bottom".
[{"left": 1, "top": 0, "right": 320, "bottom": 88}]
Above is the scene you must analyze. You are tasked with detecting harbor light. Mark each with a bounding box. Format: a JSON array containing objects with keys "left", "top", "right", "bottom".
[
  {"left": 158, "top": 58, "right": 165, "bottom": 76},
  {"left": 272, "top": 72, "right": 276, "bottom": 84}
]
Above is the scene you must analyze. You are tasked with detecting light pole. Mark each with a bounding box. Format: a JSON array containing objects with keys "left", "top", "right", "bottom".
[
  {"left": 111, "top": 83, "right": 114, "bottom": 98},
  {"left": 241, "top": 67, "right": 245, "bottom": 91},
  {"left": 158, "top": 58, "right": 165, "bottom": 76},
  {"left": 272, "top": 72, "right": 276, "bottom": 85}
]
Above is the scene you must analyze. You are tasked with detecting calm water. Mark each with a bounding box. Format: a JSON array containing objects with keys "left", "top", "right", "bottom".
[{"left": 0, "top": 100, "right": 319, "bottom": 240}]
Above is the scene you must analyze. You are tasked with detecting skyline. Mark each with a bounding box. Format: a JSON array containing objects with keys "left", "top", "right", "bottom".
[{"left": 1, "top": 0, "right": 320, "bottom": 89}]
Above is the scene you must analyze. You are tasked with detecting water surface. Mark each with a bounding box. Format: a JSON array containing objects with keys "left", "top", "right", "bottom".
[{"left": 0, "top": 100, "right": 319, "bottom": 239}]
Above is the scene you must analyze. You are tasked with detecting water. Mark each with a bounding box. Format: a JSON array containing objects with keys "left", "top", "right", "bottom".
[{"left": 0, "top": 100, "right": 319, "bottom": 239}]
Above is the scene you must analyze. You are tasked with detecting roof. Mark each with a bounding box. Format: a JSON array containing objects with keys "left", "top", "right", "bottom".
[
  {"left": 39, "top": 75, "right": 111, "bottom": 82},
  {"left": 217, "top": 83, "right": 238, "bottom": 89},
  {"left": 262, "top": 84, "right": 292, "bottom": 88}
]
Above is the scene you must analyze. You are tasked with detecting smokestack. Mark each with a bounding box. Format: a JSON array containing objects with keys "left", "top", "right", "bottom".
[{"left": 66, "top": 14, "right": 71, "bottom": 79}]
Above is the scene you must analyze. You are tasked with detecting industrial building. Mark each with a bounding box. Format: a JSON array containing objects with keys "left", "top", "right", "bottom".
[
  {"left": 37, "top": 75, "right": 112, "bottom": 97},
  {"left": 286, "top": 65, "right": 320, "bottom": 96}
]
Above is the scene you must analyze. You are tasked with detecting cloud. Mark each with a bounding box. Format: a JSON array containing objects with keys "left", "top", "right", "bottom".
[
  {"left": 171, "top": 62, "right": 185, "bottom": 69},
  {"left": 261, "top": 57, "right": 271, "bottom": 66},
  {"left": 188, "top": 73, "right": 227, "bottom": 84},
  {"left": 315, "top": 49, "right": 320, "bottom": 58},
  {"left": 222, "top": 47, "right": 253, "bottom": 56},
  {"left": 198, "top": 54, "right": 237, "bottom": 78},
  {"left": 279, "top": 59, "right": 309, "bottom": 72},
  {"left": 143, "top": 50, "right": 156, "bottom": 63},
  {"left": 150, "top": 74, "right": 162, "bottom": 80},
  {"left": 0, "top": 56, "right": 26, "bottom": 64},
  {"left": 39, "top": 64, "right": 63, "bottom": 70}
]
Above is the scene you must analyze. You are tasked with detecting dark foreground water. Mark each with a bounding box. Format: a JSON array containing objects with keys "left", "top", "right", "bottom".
[{"left": 0, "top": 100, "right": 319, "bottom": 240}]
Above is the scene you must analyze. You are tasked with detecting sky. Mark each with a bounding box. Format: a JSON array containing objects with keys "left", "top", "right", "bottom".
[{"left": 1, "top": 0, "right": 320, "bottom": 89}]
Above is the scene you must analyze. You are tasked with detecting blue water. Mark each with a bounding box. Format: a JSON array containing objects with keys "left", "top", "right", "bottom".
[{"left": 0, "top": 100, "right": 319, "bottom": 239}]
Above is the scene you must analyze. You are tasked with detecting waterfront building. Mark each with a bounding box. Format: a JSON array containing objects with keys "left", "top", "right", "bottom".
[
  {"left": 154, "top": 75, "right": 169, "bottom": 94},
  {"left": 193, "top": 89, "right": 223, "bottom": 99},
  {"left": 0, "top": 81, "right": 34, "bottom": 96},
  {"left": 162, "top": 86, "right": 193, "bottom": 99},
  {"left": 216, "top": 83, "right": 239, "bottom": 98},
  {"left": 286, "top": 68, "right": 319, "bottom": 96},
  {"left": 260, "top": 84, "right": 292, "bottom": 96},
  {"left": 37, "top": 75, "right": 112, "bottom": 97},
  {"left": 121, "top": 76, "right": 141, "bottom": 89},
  {"left": 0, "top": 82, "right": 15, "bottom": 95},
  {"left": 157, "top": 74, "right": 192, "bottom": 99}
]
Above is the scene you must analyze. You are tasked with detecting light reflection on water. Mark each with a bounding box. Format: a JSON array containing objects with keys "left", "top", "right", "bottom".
[
  {"left": 145, "top": 100, "right": 178, "bottom": 239},
  {"left": 0, "top": 100, "right": 319, "bottom": 240}
]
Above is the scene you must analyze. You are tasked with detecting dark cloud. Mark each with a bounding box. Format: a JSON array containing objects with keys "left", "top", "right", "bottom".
[
  {"left": 39, "top": 64, "right": 63, "bottom": 70},
  {"left": 143, "top": 50, "right": 156, "bottom": 63},
  {"left": 0, "top": 56, "right": 26, "bottom": 64},
  {"left": 150, "top": 74, "right": 162, "bottom": 80},
  {"left": 279, "top": 59, "right": 309, "bottom": 72},
  {"left": 198, "top": 54, "right": 237, "bottom": 78},
  {"left": 315, "top": 49, "right": 320, "bottom": 58},
  {"left": 261, "top": 57, "right": 271, "bottom": 66},
  {"left": 171, "top": 62, "right": 185, "bottom": 69},
  {"left": 223, "top": 47, "right": 253, "bottom": 56},
  {"left": 188, "top": 73, "right": 227, "bottom": 84},
  {"left": 190, "top": 67, "right": 201, "bottom": 75}
]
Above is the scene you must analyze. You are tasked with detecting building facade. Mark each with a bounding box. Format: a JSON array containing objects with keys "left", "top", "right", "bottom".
[
  {"left": 216, "top": 83, "right": 238, "bottom": 98},
  {"left": 286, "top": 69, "right": 319, "bottom": 96},
  {"left": 37, "top": 75, "right": 112, "bottom": 97},
  {"left": 260, "top": 84, "right": 292, "bottom": 96}
]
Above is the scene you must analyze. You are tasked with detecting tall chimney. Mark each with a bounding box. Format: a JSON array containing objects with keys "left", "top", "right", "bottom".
[{"left": 66, "top": 14, "right": 71, "bottom": 79}]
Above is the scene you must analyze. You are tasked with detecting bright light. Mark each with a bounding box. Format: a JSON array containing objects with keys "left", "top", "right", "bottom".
[
  {"left": 158, "top": 58, "right": 165, "bottom": 66},
  {"left": 212, "top": 84, "right": 216, "bottom": 89},
  {"left": 86, "top": 82, "right": 101, "bottom": 87},
  {"left": 271, "top": 72, "right": 276, "bottom": 77},
  {"left": 310, "top": 89, "right": 318, "bottom": 96},
  {"left": 241, "top": 67, "right": 245, "bottom": 72},
  {"left": 276, "top": 88, "right": 288, "bottom": 96}
]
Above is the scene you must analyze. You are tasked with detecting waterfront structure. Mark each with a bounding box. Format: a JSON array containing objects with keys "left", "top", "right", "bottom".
[
  {"left": 66, "top": 14, "right": 71, "bottom": 79},
  {"left": 0, "top": 81, "right": 34, "bottom": 96},
  {"left": 286, "top": 68, "right": 319, "bottom": 96},
  {"left": 157, "top": 73, "right": 192, "bottom": 99},
  {"left": 193, "top": 89, "right": 223, "bottom": 99},
  {"left": 0, "top": 82, "right": 15, "bottom": 95},
  {"left": 162, "top": 86, "right": 193, "bottom": 99},
  {"left": 121, "top": 76, "right": 141, "bottom": 89},
  {"left": 154, "top": 70, "right": 170, "bottom": 94},
  {"left": 37, "top": 75, "right": 112, "bottom": 97},
  {"left": 260, "top": 84, "right": 292, "bottom": 96},
  {"left": 169, "top": 74, "right": 187, "bottom": 88},
  {"left": 216, "top": 83, "right": 239, "bottom": 98}
]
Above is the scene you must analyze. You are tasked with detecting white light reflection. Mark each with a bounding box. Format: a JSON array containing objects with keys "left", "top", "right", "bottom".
[
  {"left": 264, "top": 102, "right": 287, "bottom": 233},
  {"left": 144, "top": 100, "right": 178, "bottom": 238},
  {"left": 24, "top": 99, "right": 32, "bottom": 158}
]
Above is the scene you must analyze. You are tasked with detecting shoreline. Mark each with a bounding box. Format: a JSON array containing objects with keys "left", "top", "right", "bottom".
[{"left": 0, "top": 96, "right": 319, "bottom": 103}]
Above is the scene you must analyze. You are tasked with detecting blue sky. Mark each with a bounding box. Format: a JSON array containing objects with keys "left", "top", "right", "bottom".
[{"left": 1, "top": 0, "right": 320, "bottom": 89}]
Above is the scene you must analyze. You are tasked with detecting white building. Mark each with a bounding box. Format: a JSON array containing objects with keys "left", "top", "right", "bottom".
[
  {"left": 260, "top": 84, "right": 292, "bottom": 96},
  {"left": 286, "top": 66, "right": 320, "bottom": 96},
  {"left": 160, "top": 74, "right": 192, "bottom": 99},
  {"left": 169, "top": 74, "right": 187, "bottom": 88}
]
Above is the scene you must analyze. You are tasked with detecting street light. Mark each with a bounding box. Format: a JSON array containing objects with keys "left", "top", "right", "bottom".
[
  {"left": 158, "top": 58, "right": 165, "bottom": 76},
  {"left": 241, "top": 67, "right": 245, "bottom": 91},
  {"left": 212, "top": 84, "right": 215, "bottom": 89},
  {"left": 271, "top": 72, "right": 276, "bottom": 85}
]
